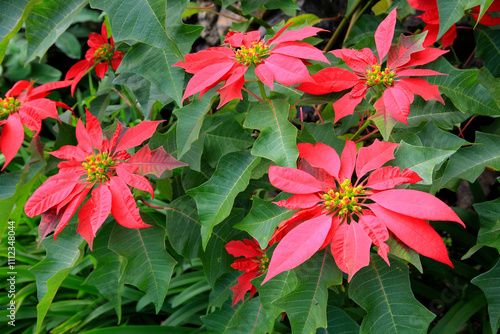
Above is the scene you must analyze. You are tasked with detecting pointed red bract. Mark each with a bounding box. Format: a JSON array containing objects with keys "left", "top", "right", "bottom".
[
  {"left": 268, "top": 165, "right": 323, "bottom": 194},
  {"left": 298, "top": 142, "right": 341, "bottom": 179},
  {"left": 126, "top": 145, "right": 187, "bottom": 178},
  {"left": 375, "top": 7, "right": 398, "bottom": 62},
  {"left": 114, "top": 120, "right": 162, "bottom": 152},
  {"left": 356, "top": 140, "right": 400, "bottom": 178},
  {"left": 77, "top": 185, "right": 112, "bottom": 249}
]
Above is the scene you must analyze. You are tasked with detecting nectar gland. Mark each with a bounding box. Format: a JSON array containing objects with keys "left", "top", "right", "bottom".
[
  {"left": 322, "top": 179, "right": 365, "bottom": 218},
  {"left": 82, "top": 152, "right": 115, "bottom": 182},
  {"left": 93, "top": 44, "right": 115, "bottom": 63},
  {"left": 365, "top": 64, "right": 396, "bottom": 87},
  {"left": 235, "top": 42, "right": 270, "bottom": 66},
  {"left": 258, "top": 253, "right": 270, "bottom": 273},
  {"left": 0, "top": 97, "right": 21, "bottom": 118}
]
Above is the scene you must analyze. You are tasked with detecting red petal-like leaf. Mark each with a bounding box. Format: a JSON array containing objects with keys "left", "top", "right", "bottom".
[
  {"left": 338, "top": 139, "right": 357, "bottom": 181},
  {"left": 332, "top": 84, "right": 367, "bottom": 122},
  {"left": 85, "top": 109, "right": 103, "bottom": 151},
  {"left": 182, "top": 60, "right": 236, "bottom": 101},
  {"left": 6, "top": 80, "right": 30, "bottom": 97},
  {"left": 380, "top": 86, "right": 412, "bottom": 124},
  {"left": 22, "top": 99, "right": 59, "bottom": 120},
  {"left": 359, "top": 214, "right": 390, "bottom": 264},
  {"left": 356, "top": 139, "right": 400, "bottom": 179},
  {"left": 28, "top": 80, "right": 72, "bottom": 97},
  {"left": 18, "top": 108, "right": 41, "bottom": 135},
  {"left": 369, "top": 203, "right": 453, "bottom": 266},
  {"left": 271, "top": 41, "right": 329, "bottom": 63},
  {"left": 330, "top": 221, "right": 372, "bottom": 281},
  {"left": 277, "top": 193, "right": 320, "bottom": 210},
  {"left": 370, "top": 189, "right": 465, "bottom": 226},
  {"left": 109, "top": 176, "right": 151, "bottom": 229},
  {"left": 225, "top": 240, "right": 262, "bottom": 258},
  {"left": 114, "top": 121, "right": 162, "bottom": 153},
  {"left": 297, "top": 159, "right": 337, "bottom": 191},
  {"left": 76, "top": 118, "right": 93, "bottom": 153},
  {"left": 50, "top": 145, "right": 87, "bottom": 161},
  {"left": 216, "top": 65, "right": 246, "bottom": 107},
  {"left": 396, "top": 68, "right": 445, "bottom": 77},
  {"left": 56, "top": 182, "right": 88, "bottom": 212},
  {"left": 263, "top": 214, "right": 332, "bottom": 283},
  {"left": 231, "top": 271, "right": 258, "bottom": 306},
  {"left": 224, "top": 30, "right": 261, "bottom": 48},
  {"left": 54, "top": 186, "right": 91, "bottom": 238},
  {"left": 269, "top": 206, "right": 322, "bottom": 245},
  {"left": 298, "top": 142, "right": 341, "bottom": 179},
  {"left": 95, "top": 62, "right": 109, "bottom": 79},
  {"left": 375, "top": 7, "right": 397, "bottom": 62},
  {"left": 1, "top": 114, "right": 25, "bottom": 170},
  {"left": 38, "top": 208, "right": 62, "bottom": 247},
  {"left": 115, "top": 163, "right": 154, "bottom": 197},
  {"left": 296, "top": 67, "right": 359, "bottom": 95},
  {"left": 404, "top": 47, "right": 448, "bottom": 67},
  {"left": 268, "top": 165, "right": 323, "bottom": 194},
  {"left": 231, "top": 258, "right": 260, "bottom": 272},
  {"left": 366, "top": 166, "right": 422, "bottom": 190},
  {"left": 330, "top": 48, "right": 378, "bottom": 72},
  {"left": 126, "top": 145, "right": 186, "bottom": 177},
  {"left": 65, "top": 59, "right": 92, "bottom": 80},
  {"left": 263, "top": 54, "right": 313, "bottom": 86},
  {"left": 387, "top": 33, "right": 426, "bottom": 69},
  {"left": 174, "top": 47, "right": 235, "bottom": 73},
  {"left": 397, "top": 79, "right": 444, "bottom": 103},
  {"left": 269, "top": 26, "right": 324, "bottom": 45},
  {"left": 77, "top": 185, "right": 112, "bottom": 249}
]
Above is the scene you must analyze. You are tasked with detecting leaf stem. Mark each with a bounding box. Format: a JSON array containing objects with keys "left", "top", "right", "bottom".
[
  {"left": 118, "top": 85, "right": 144, "bottom": 120},
  {"left": 258, "top": 81, "right": 268, "bottom": 101},
  {"left": 350, "top": 118, "right": 371, "bottom": 141},
  {"left": 242, "top": 86, "right": 264, "bottom": 102}
]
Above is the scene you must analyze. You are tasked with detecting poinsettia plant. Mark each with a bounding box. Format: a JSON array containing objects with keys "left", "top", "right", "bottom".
[{"left": 1, "top": 1, "right": 500, "bottom": 333}]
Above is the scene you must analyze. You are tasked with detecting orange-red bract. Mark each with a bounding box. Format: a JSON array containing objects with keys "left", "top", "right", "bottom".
[{"left": 262, "top": 140, "right": 465, "bottom": 283}]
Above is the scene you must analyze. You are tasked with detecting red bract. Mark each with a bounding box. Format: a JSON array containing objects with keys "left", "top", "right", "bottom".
[
  {"left": 65, "top": 23, "right": 124, "bottom": 96},
  {"left": 24, "top": 110, "right": 184, "bottom": 249},
  {"left": 296, "top": 8, "right": 447, "bottom": 124},
  {"left": 174, "top": 25, "right": 329, "bottom": 107},
  {"left": 225, "top": 239, "right": 268, "bottom": 306},
  {"left": 262, "top": 140, "right": 465, "bottom": 283},
  {"left": 0, "top": 79, "right": 72, "bottom": 170}
]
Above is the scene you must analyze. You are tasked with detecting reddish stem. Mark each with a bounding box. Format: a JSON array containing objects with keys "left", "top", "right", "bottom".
[
  {"left": 242, "top": 86, "right": 264, "bottom": 102},
  {"left": 140, "top": 198, "right": 167, "bottom": 210}
]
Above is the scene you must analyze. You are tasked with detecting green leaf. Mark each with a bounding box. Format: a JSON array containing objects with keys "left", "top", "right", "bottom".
[
  {"left": 274, "top": 249, "right": 342, "bottom": 333},
  {"left": 165, "top": 195, "right": 202, "bottom": 259},
  {"left": 209, "top": 271, "right": 240, "bottom": 308},
  {"left": 298, "top": 122, "right": 346, "bottom": 153},
  {"left": 386, "top": 235, "right": 423, "bottom": 273},
  {"left": 0, "top": 0, "right": 38, "bottom": 63},
  {"left": 370, "top": 107, "right": 398, "bottom": 141},
  {"left": 473, "top": 197, "right": 500, "bottom": 251},
  {"left": 25, "top": 0, "right": 87, "bottom": 63},
  {"left": 422, "top": 57, "right": 499, "bottom": 116},
  {"left": 440, "top": 132, "right": 500, "bottom": 188},
  {"left": 80, "top": 326, "right": 197, "bottom": 334},
  {"left": 187, "top": 151, "right": 260, "bottom": 249},
  {"left": 415, "top": 121, "right": 468, "bottom": 151},
  {"left": 394, "top": 141, "right": 455, "bottom": 185},
  {"left": 202, "top": 299, "right": 244, "bottom": 333},
  {"left": 285, "top": 14, "right": 321, "bottom": 27},
  {"left": 223, "top": 0, "right": 300, "bottom": 15},
  {"left": 243, "top": 99, "right": 298, "bottom": 168},
  {"left": 316, "top": 306, "right": 360, "bottom": 334},
  {"left": 234, "top": 193, "right": 295, "bottom": 248},
  {"left": 174, "top": 91, "right": 216, "bottom": 159},
  {"left": 475, "top": 28, "right": 500, "bottom": 77},
  {"left": 30, "top": 219, "right": 83, "bottom": 333},
  {"left": 476, "top": 0, "right": 496, "bottom": 23},
  {"left": 349, "top": 256, "right": 435, "bottom": 333},
  {"left": 55, "top": 31, "right": 81, "bottom": 59},
  {"left": 108, "top": 215, "right": 177, "bottom": 313},
  {"left": 85, "top": 223, "right": 125, "bottom": 321},
  {"left": 471, "top": 258, "right": 500, "bottom": 333},
  {"left": 228, "top": 297, "right": 272, "bottom": 334},
  {"left": 436, "top": 0, "right": 480, "bottom": 40},
  {"left": 0, "top": 170, "right": 22, "bottom": 200}
]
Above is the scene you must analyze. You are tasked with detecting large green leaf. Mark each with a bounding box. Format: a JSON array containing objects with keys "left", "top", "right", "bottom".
[
  {"left": 349, "top": 256, "right": 435, "bottom": 333},
  {"left": 85, "top": 223, "right": 125, "bottom": 321},
  {"left": 274, "top": 249, "right": 342, "bottom": 333},
  {"left": 436, "top": 0, "right": 480, "bottom": 40},
  {"left": 234, "top": 193, "right": 295, "bottom": 248},
  {"left": 471, "top": 258, "right": 500, "bottom": 333},
  {"left": 0, "top": 0, "right": 38, "bottom": 63},
  {"left": 202, "top": 299, "right": 244, "bottom": 333},
  {"left": 0, "top": 170, "right": 22, "bottom": 200},
  {"left": 317, "top": 306, "right": 360, "bottom": 334},
  {"left": 394, "top": 141, "right": 455, "bottom": 185},
  {"left": 439, "top": 132, "right": 500, "bottom": 188},
  {"left": 422, "top": 57, "right": 499, "bottom": 116},
  {"left": 173, "top": 91, "right": 216, "bottom": 159},
  {"left": 243, "top": 99, "right": 298, "bottom": 168},
  {"left": 30, "top": 219, "right": 83, "bottom": 333},
  {"left": 209, "top": 271, "right": 240, "bottom": 308},
  {"left": 227, "top": 297, "right": 271, "bottom": 333},
  {"left": 473, "top": 197, "right": 500, "bottom": 251},
  {"left": 221, "top": 0, "right": 299, "bottom": 15},
  {"left": 187, "top": 151, "right": 260, "bottom": 249},
  {"left": 415, "top": 121, "right": 468, "bottom": 151},
  {"left": 475, "top": 28, "right": 500, "bottom": 77},
  {"left": 25, "top": 0, "right": 87, "bottom": 63},
  {"left": 476, "top": 0, "right": 496, "bottom": 23},
  {"left": 298, "top": 122, "right": 345, "bottom": 153},
  {"left": 108, "top": 215, "right": 176, "bottom": 313}
]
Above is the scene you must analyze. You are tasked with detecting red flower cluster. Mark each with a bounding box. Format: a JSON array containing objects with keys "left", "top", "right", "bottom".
[
  {"left": 65, "top": 23, "right": 123, "bottom": 96},
  {"left": 0, "top": 80, "right": 71, "bottom": 169},
  {"left": 225, "top": 239, "right": 269, "bottom": 306},
  {"left": 24, "top": 110, "right": 172, "bottom": 248},
  {"left": 297, "top": 8, "right": 447, "bottom": 124},
  {"left": 262, "top": 141, "right": 464, "bottom": 282},
  {"left": 174, "top": 25, "right": 329, "bottom": 107}
]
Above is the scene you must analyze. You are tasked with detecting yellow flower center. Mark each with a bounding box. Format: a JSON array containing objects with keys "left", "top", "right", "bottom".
[
  {"left": 93, "top": 44, "right": 114, "bottom": 62},
  {"left": 323, "top": 179, "right": 365, "bottom": 217},
  {"left": 235, "top": 42, "right": 270, "bottom": 66},
  {"left": 365, "top": 65, "right": 396, "bottom": 87},
  {"left": 258, "top": 253, "right": 270, "bottom": 272},
  {"left": 0, "top": 97, "right": 21, "bottom": 118},
  {"left": 82, "top": 152, "right": 115, "bottom": 182}
]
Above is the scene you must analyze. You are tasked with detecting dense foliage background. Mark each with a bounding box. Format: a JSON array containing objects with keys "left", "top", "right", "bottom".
[{"left": 1, "top": 0, "right": 500, "bottom": 333}]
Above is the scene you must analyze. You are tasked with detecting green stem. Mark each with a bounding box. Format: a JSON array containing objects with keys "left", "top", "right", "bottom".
[
  {"left": 226, "top": 5, "right": 272, "bottom": 29},
  {"left": 258, "top": 81, "right": 268, "bottom": 101},
  {"left": 119, "top": 85, "right": 143, "bottom": 121},
  {"left": 351, "top": 118, "right": 371, "bottom": 141},
  {"left": 88, "top": 72, "right": 95, "bottom": 94}
]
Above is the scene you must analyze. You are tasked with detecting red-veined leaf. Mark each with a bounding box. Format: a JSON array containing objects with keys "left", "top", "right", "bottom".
[
  {"left": 387, "top": 33, "right": 426, "bottom": 69},
  {"left": 359, "top": 214, "right": 390, "bottom": 264},
  {"left": 397, "top": 79, "right": 444, "bottom": 103},
  {"left": 109, "top": 176, "right": 151, "bottom": 229},
  {"left": 264, "top": 54, "right": 313, "bottom": 86},
  {"left": 331, "top": 48, "right": 378, "bottom": 72},
  {"left": 77, "top": 185, "right": 112, "bottom": 249},
  {"left": 269, "top": 25, "right": 324, "bottom": 45},
  {"left": 356, "top": 139, "right": 400, "bottom": 179},
  {"left": 271, "top": 41, "right": 329, "bottom": 63},
  {"left": 366, "top": 166, "right": 422, "bottom": 190},
  {"left": 296, "top": 67, "right": 359, "bottom": 95},
  {"left": 114, "top": 121, "right": 162, "bottom": 153},
  {"left": 85, "top": 109, "right": 103, "bottom": 151},
  {"left": 375, "top": 7, "right": 397, "bottom": 62},
  {"left": 1, "top": 113, "right": 24, "bottom": 170},
  {"left": 298, "top": 142, "right": 341, "bottom": 179},
  {"left": 126, "top": 145, "right": 187, "bottom": 177},
  {"left": 338, "top": 139, "right": 357, "bottom": 181},
  {"left": 115, "top": 163, "right": 154, "bottom": 197},
  {"left": 76, "top": 118, "right": 93, "bottom": 153},
  {"left": 332, "top": 84, "right": 367, "bottom": 122},
  {"left": 380, "top": 86, "right": 412, "bottom": 124},
  {"left": 268, "top": 165, "right": 323, "bottom": 194},
  {"left": 181, "top": 60, "right": 236, "bottom": 101},
  {"left": 54, "top": 187, "right": 91, "bottom": 238},
  {"left": 225, "top": 240, "right": 262, "bottom": 258}
]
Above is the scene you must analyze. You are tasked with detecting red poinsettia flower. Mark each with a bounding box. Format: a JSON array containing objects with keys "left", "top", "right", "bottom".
[
  {"left": 24, "top": 110, "right": 185, "bottom": 248},
  {"left": 174, "top": 25, "right": 329, "bottom": 107},
  {"left": 296, "top": 8, "right": 447, "bottom": 124},
  {"left": 470, "top": 1, "right": 500, "bottom": 26},
  {"left": 225, "top": 238, "right": 269, "bottom": 306},
  {"left": 262, "top": 140, "right": 465, "bottom": 283},
  {"left": 65, "top": 23, "right": 124, "bottom": 96},
  {"left": 0, "top": 79, "right": 72, "bottom": 169}
]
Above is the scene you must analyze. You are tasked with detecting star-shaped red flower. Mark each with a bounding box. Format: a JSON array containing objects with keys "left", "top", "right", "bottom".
[
  {"left": 296, "top": 8, "right": 448, "bottom": 124},
  {"left": 65, "top": 23, "right": 124, "bottom": 96},
  {"left": 24, "top": 110, "right": 185, "bottom": 248},
  {"left": 262, "top": 140, "right": 465, "bottom": 283},
  {"left": 0, "top": 79, "right": 72, "bottom": 169},
  {"left": 174, "top": 25, "right": 329, "bottom": 107}
]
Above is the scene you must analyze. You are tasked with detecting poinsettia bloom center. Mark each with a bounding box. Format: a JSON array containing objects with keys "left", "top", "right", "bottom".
[
  {"left": 235, "top": 42, "right": 270, "bottom": 66},
  {"left": 322, "top": 179, "right": 365, "bottom": 217},
  {"left": 93, "top": 44, "right": 115, "bottom": 62},
  {"left": 82, "top": 152, "right": 116, "bottom": 182},
  {"left": 258, "top": 253, "right": 270, "bottom": 272},
  {"left": 365, "top": 65, "right": 396, "bottom": 87},
  {"left": 0, "top": 97, "right": 21, "bottom": 118}
]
